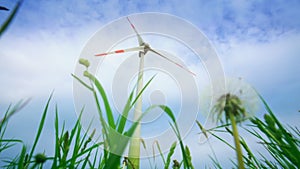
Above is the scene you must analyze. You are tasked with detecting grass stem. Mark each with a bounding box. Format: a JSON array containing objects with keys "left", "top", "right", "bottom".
[{"left": 229, "top": 112, "right": 245, "bottom": 169}]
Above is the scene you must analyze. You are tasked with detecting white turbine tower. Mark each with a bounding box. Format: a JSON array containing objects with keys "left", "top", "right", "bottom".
[{"left": 95, "top": 17, "right": 195, "bottom": 168}]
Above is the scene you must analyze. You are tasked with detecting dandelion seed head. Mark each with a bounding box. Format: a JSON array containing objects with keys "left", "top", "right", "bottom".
[{"left": 200, "top": 77, "right": 260, "bottom": 123}]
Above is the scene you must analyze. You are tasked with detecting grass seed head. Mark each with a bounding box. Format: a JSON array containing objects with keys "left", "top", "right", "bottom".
[
  {"left": 79, "top": 58, "right": 90, "bottom": 68},
  {"left": 34, "top": 153, "right": 47, "bottom": 164},
  {"left": 83, "top": 70, "right": 92, "bottom": 79},
  {"left": 172, "top": 159, "right": 180, "bottom": 169}
]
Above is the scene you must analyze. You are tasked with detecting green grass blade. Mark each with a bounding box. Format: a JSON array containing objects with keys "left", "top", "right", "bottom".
[
  {"left": 0, "top": 0, "right": 23, "bottom": 37},
  {"left": 92, "top": 147, "right": 99, "bottom": 168},
  {"left": 0, "top": 104, "right": 11, "bottom": 135},
  {"left": 71, "top": 74, "right": 93, "bottom": 91},
  {"left": 66, "top": 143, "right": 102, "bottom": 164},
  {"left": 116, "top": 89, "right": 134, "bottom": 133},
  {"left": 208, "top": 130, "right": 235, "bottom": 150},
  {"left": 164, "top": 141, "right": 176, "bottom": 169},
  {"left": 17, "top": 145, "right": 27, "bottom": 169},
  {"left": 149, "top": 105, "right": 190, "bottom": 169},
  {"left": 103, "top": 153, "right": 122, "bottom": 169},
  {"left": 0, "top": 139, "right": 23, "bottom": 153},
  {"left": 140, "top": 138, "right": 155, "bottom": 169},
  {"left": 124, "top": 106, "right": 152, "bottom": 137},
  {"left": 208, "top": 155, "right": 222, "bottom": 169},
  {"left": 78, "top": 72, "right": 110, "bottom": 154},
  {"left": 65, "top": 110, "right": 84, "bottom": 168},
  {"left": 0, "top": 99, "right": 30, "bottom": 129},
  {"left": 103, "top": 106, "right": 154, "bottom": 169},
  {"left": 130, "top": 74, "right": 156, "bottom": 108},
  {"left": 185, "top": 146, "right": 194, "bottom": 169},
  {"left": 81, "top": 150, "right": 92, "bottom": 169},
  {"left": 28, "top": 93, "right": 53, "bottom": 163},
  {"left": 117, "top": 74, "right": 156, "bottom": 134},
  {"left": 102, "top": 75, "right": 157, "bottom": 169},
  {"left": 88, "top": 73, "right": 116, "bottom": 129},
  {"left": 152, "top": 140, "right": 165, "bottom": 165},
  {"left": 51, "top": 105, "right": 59, "bottom": 169},
  {"left": 253, "top": 94, "right": 300, "bottom": 167},
  {"left": 69, "top": 119, "right": 82, "bottom": 167},
  {"left": 196, "top": 120, "right": 208, "bottom": 139}
]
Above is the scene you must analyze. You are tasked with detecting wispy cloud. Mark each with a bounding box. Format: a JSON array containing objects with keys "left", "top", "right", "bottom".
[
  {"left": 1, "top": 0, "right": 299, "bottom": 118},
  {"left": 0, "top": 27, "right": 84, "bottom": 102}
]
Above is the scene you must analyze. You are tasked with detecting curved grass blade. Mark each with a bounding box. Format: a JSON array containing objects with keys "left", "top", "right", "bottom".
[
  {"left": 84, "top": 72, "right": 116, "bottom": 129},
  {"left": 0, "top": 99, "right": 30, "bottom": 127},
  {"left": 152, "top": 140, "right": 165, "bottom": 165},
  {"left": 117, "top": 74, "right": 156, "bottom": 134},
  {"left": 71, "top": 74, "right": 93, "bottom": 91},
  {"left": 145, "top": 105, "right": 190, "bottom": 169},
  {"left": 0, "top": 0, "right": 23, "bottom": 37},
  {"left": 28, "top": 92, "right": 53, "bottom": 163}
]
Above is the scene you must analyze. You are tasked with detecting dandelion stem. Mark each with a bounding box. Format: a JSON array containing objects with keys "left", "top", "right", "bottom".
[{"left": 229, "top": 112, "right": 245, "bottom": 169}]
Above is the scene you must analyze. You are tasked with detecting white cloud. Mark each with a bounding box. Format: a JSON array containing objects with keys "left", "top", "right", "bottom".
[
  {"left": 216, "top": 31, "right": 300, "bottom": 88},
  {"left": 0, "top": 25, "right": 97, "bottom": 103}
]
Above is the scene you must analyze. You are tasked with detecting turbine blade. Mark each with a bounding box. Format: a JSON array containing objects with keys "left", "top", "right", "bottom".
[
  {"left": 127, "top": 17, "right": 144, "bottom": 46},
  {"left": 149, "top": 48, "right": 196, "bottom": 76},
  {"left": 95, "top": 46, "right": 144, "bottom": 56}
]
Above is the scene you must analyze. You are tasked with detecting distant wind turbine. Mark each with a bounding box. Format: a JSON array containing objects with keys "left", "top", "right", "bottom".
[{"left": 95, "top": 16, "right": 195, "bottom": 168}]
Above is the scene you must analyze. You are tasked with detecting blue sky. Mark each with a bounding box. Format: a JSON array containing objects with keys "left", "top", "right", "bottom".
[{"left": 1, "top": 0, "right": 300, "bottom": 168}]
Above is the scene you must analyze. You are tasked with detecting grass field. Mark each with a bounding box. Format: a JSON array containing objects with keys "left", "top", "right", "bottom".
[{"left": 0, "top": 60, "right": 299, "bottom": 168}]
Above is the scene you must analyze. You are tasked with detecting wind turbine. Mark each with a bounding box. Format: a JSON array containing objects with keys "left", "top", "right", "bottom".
[{"left": 95, "top": 17, "right": 195, "bottom": 168}]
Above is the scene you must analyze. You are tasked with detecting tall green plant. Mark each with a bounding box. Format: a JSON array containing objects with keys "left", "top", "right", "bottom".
[
  {"left": 212, "top": 93, "right": 246, "bottom": 169},
  {"left": 208, "top": 77, "right": 259, "bottom": 169},
  {"left": 74, "top": 58, "right": 157, "bottom": 168}
]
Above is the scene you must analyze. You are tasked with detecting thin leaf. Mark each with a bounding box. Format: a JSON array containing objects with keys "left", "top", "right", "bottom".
[
  {"left": 152, "top": 140, "right": 165, "bottom": 165},
  {"left": 51, "top": 105, "right": 59, "bottom": 169},
  {"left": 28, "top": 92, "right": 53, "bottom": 162},
  {"left": 71, "top": 74, "right": 93, "bottom": 91},
  {"left": 130, "top": 74, "right": 156, "bottom": 108},
  {"left": 185, "top": 146, "right": 194, "bottom": 169},
  {"left": 0, "top": 0, "right": 23, "bottom": 37},
  {"left": 17, "top": 145, "right": 27, "bottom": 169},
  {"left": 116, "top": 89, "right": 134, "bottom": 133},
  {"left": 164, "top": 141, "right": 177, "bottom": 169},
  {"left": 88, "top": 73, "right": 116, "bottom": 129},
  {"left": 117, "top": 74, "right": 156, "bottom": 134}
]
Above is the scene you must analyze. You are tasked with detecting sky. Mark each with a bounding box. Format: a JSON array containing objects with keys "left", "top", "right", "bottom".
[{"left": 0, "top": 0, "right": 300, "bottom": 168}]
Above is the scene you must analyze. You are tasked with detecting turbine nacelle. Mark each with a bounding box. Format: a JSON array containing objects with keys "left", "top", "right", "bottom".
[{"left": 141, "top": 43, "right": 150, "bottom": 55}]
